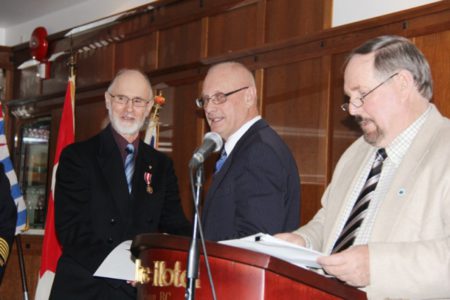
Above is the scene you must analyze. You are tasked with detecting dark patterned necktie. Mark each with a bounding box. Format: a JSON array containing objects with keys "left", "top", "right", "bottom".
[
  {"left": 214, "top": 149, "right": 227, "bottom": 174},
  {"left": 124, "top": 144, "right": 135, "bottom": 193},
  {"left": 331, "top": 148, "right": 387, "bottom": 253}
]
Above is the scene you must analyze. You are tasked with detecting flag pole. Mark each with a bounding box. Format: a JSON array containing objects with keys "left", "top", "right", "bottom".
[
  {"left": 35, "top": 52, "right": 76, "bottom": 300},
  {"left": 144, "top": 90, "right": 165, "bottom": 147},
  {"left": 16, "top": 234, "right": 29, "bottom": 300}
]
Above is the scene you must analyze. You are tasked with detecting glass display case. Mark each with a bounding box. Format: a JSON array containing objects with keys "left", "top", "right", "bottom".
[{"left": 17, "top": 117, "right": 51, "bottom": 230}]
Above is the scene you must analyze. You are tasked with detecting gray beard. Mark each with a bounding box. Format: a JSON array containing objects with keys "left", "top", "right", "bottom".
[{"left": 108, "top": 110, "right": 144, "bottom": 136}]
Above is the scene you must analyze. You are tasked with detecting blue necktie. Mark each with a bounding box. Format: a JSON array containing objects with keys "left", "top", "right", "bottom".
[
  {"left": 214, "top": 149, "right": 227, "bottom": 174},
  {"left": 124, "top": 144, "right": 135, "bottom": 193}
]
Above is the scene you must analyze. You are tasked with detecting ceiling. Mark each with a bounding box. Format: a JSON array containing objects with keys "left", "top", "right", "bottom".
[{"left": 0, "top": 0, "right": 90, "bottom": 28}]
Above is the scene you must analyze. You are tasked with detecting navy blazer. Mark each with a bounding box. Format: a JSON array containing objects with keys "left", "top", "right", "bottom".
[
  {"left": 51, "top": 126, "right": 191, "bottom": 299},
  {"left": 202, "top": 119, "right": 301, "bottom": 241},
  {"left": 0, "top": 163, "right": 16, "bottom": 282}
]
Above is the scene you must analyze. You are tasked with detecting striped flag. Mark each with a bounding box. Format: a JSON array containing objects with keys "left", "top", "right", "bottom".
[
  {"left": 144, "top": 118, "right": 158, "bottom": 148},
  {"left": 0, "top": 102, "right": 27, "bottom": 234},
  {"left": 35, "top": 74, "right": 75, "bottom": 300}
]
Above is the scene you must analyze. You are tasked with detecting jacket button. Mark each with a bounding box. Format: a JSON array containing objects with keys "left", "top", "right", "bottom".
[
  {"left": 107, "top": 237, "right": 113, "bottom": 243},
  {"left": 110, "top": 218, "right": 116, "bottom": 224}
]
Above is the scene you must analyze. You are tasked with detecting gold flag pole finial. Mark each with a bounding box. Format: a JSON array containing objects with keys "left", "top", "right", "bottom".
[
  {"left": 144, "top": 90, "right": 166, "bottom": 146},
  {"left": 151, "top": 90, "right": 165, "bottom": 121},
  {"left": 67, "top": 53, "right": 77, "bottom": 78}
]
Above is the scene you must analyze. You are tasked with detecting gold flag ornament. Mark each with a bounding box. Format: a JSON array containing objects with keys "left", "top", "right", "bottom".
[{"left": 144, "top": 91, "right": 166, "bottom": 148}]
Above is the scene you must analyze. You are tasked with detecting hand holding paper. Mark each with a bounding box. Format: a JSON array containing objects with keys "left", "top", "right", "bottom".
[{"left": 219, "top": 233, "right": 324, "bottom": 269}]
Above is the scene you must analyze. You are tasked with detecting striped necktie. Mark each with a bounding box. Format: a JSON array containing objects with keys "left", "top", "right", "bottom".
[
  {"left": 331, "top": 148, "right": 387, "bottom": 253},
  {"left": 124, "top": 144, "right": 135, "bottom": 193},
  {"left": 214, "top": 149, "right": 227, "bottom": 174}
]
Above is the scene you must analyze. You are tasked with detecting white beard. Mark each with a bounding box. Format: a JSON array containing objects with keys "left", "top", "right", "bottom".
[{"left": 108, "top": 110, "right": 145, "bottom": 136}]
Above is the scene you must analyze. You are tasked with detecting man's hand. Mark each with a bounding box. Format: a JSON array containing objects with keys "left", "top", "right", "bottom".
[
  {"left": 127, "top": 280, "right": 137, "bottom": 287},
  {"left": 317, "top": 245, "right": 370, "bottom": 287},
  {"left": 273, "top": 232, "right": 306, "bottom": 247}
]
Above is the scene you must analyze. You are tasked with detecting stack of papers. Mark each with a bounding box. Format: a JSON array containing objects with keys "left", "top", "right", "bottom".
[
  {"left": 94, "top": 240, "right": 135, "bottom": 281},
  {"left": 219, "top": 233, "right": 324, "bottom": 269}
]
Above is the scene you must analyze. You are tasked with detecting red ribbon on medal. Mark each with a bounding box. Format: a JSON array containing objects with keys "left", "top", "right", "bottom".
[{"left": 144, "top": 172, "right": 153, "bottom": 194}]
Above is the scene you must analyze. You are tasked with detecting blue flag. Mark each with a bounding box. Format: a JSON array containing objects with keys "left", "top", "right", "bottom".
[{"left": 0, "top": 104, "right": 27, "bottom": 234}]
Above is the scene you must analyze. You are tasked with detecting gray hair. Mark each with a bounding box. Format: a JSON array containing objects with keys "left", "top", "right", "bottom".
[
  {"left": 107, "top": 69, "right": 153, "bottom": 99},
  {"left": 346, "top": 35, "right": 433, "bottom": 100}
]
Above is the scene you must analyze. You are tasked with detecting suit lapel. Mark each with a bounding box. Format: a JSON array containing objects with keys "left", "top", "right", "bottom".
[
  {"left": 371, "top": 105, "right": 442, "bottom": 240},
  {"left": 203, "top": 119, "right": 267, "bottom": 215},
  {"left": 97, "top": 127, "right": 131, "bottom": 219}
]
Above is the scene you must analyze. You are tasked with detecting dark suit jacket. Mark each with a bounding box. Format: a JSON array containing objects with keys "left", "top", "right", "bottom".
[
  {"left": 0, "top": 163, "right": 16, "bottom": 282},
  {"left": 202, "top": 119, "right": 301, "bottom": 241},
  {"left": 50, "top": 126, "right": 191, "bottom": 300}
]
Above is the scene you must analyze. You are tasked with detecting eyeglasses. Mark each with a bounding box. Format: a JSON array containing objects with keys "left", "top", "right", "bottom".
[
  {"left": 195, "top": 86, "right": 248, "bottom": 109},
  {"left": 108, "top": 92, "right": 150, "bottom": 107},
  {"left": 341, "top": 73, "right": 398, "bottom": 112}
]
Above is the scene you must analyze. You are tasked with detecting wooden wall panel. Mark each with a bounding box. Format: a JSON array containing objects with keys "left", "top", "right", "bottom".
[
  {"left": 207, "top": 3, "right": 258, "bottom": 57},
  {"left": 413, "top": 30, "right": 450, "bottom": 117},
  {"left": 263, "top": 58, "right": 328, "bottom": 184},
  {"left": 75, "top": 98, "right": 109, "bottom": 142},
  {"left": 158, "top": 20, "right": 202, "bottom": 69},
  {"left": 115, "top": 33, "right": 158, "bottom": 72},
  {"left": 42, "top": 58, "right": 70, "bottom": 95},
  {"left": 18, "top": 69, "right": 41, "bottom": 99},
  {"left": 300, "top": 183, "right": 325, "bottom": 224},
  {"left": 166, "top": 81, "right": 202, "bottom": 220},
  {"left": 265, "top": 0, "right": 331, "bottom": 43},
  {"left": 76, "top": 46, "right": 115, "bottom": 88},
  {"left": 329, "top": 52, "right": 361, "bottom": 173}
]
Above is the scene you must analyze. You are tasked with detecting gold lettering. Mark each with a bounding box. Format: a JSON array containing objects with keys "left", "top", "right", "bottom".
[
  {"left": 173, "top": 262, "right": 183, "bottom": 287},
  {"left": 160, "top": 262, "right": 175, "bottom": 286},
  {"left": 159, "top": 291, "right": 171, "bottom": 300},
  {"left": 141, "top": 260, "right": 201, "bottom": 289},
  {"left": 153, "top": 261, "right": 159, "bottom": 286}
]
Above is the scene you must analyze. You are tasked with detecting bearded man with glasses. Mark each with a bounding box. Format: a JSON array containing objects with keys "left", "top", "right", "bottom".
[
  {"left": 51, "top": 69, "right": 191, "bottom": 300},
  {"left": 276, "top": 35, "right": 450, "bottom": 299},
  {"left": 198, "top": 61, "right": 301, "bottom": 241}
]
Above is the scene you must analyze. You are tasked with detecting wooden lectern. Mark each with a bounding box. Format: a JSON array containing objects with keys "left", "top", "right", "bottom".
[{"left": 131, "top": 234, "right": 366, "bottom": 300}]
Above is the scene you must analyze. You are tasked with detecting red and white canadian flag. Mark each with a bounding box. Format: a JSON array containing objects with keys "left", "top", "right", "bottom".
[{"left": 35, "top": 74, "right": 75, "bottom": 300}]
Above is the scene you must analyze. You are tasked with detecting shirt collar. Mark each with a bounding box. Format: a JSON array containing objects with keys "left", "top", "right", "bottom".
[
  {"left": 224, "top": 116, "right": 261, "bottom": 155},
  {"left": 110, "top": 125, "right": 140, "bottom": 161},
  {"left": 385, "top": 104, "right": 431, "bottom": 165}
]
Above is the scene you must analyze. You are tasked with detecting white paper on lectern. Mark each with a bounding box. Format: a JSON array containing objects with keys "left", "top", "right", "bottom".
[
  {"left": 219, "top": 233, "right": 324, "bottom": 269},
  {"left": 94, "top": 240, "right": 135, "bottom": 281}
]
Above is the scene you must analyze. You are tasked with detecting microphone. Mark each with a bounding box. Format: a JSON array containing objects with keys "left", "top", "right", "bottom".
[{"left": 189, "top": 132, "right": 223, "bottom": 168}]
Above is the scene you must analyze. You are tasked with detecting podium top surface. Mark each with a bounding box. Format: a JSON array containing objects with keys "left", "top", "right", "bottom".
[{"left": 131, "top": 233, "right": 366, "bottom": 300}]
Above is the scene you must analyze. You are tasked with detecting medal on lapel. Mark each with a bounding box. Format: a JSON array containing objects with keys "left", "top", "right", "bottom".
[{"left": 144, "top": 171, "right": 153, "bottom": 194}]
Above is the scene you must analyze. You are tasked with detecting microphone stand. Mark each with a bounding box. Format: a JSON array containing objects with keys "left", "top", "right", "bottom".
[{"left": 185, "top": 164, "right": 203, "bottom": 300}]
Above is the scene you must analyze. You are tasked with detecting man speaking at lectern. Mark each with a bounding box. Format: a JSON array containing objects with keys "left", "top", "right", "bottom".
[
  {"left": 51, "top": 69, "right": 191, "bottom": 299},
  {"left": 198, "top": 62, "right": 301, "bottom": 241},
  {"left": 277, "top": 35, "right": 450, "bottom": 299}
]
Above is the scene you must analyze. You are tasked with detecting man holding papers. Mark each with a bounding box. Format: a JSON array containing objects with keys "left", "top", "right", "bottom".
[{"left": 277, "top": 35, "right": 450, "bottom": 299}]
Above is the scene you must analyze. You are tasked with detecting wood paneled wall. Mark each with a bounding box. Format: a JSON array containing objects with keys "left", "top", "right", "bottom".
[{"left": 2, "top": 0, "right": 450, "bottom": 298}]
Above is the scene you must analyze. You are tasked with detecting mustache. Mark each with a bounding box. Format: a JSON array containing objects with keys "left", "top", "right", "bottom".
[{"left": 353, "top": 115, "right": 370, "bottom": 125}]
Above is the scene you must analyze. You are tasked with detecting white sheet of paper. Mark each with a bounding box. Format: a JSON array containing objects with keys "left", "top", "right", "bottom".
[
  {"left": 94, "top": 240, "right": 135, "bottom": 281},
  {"left": 219, "top": 233, "right": 324, "bottom": 269}
]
